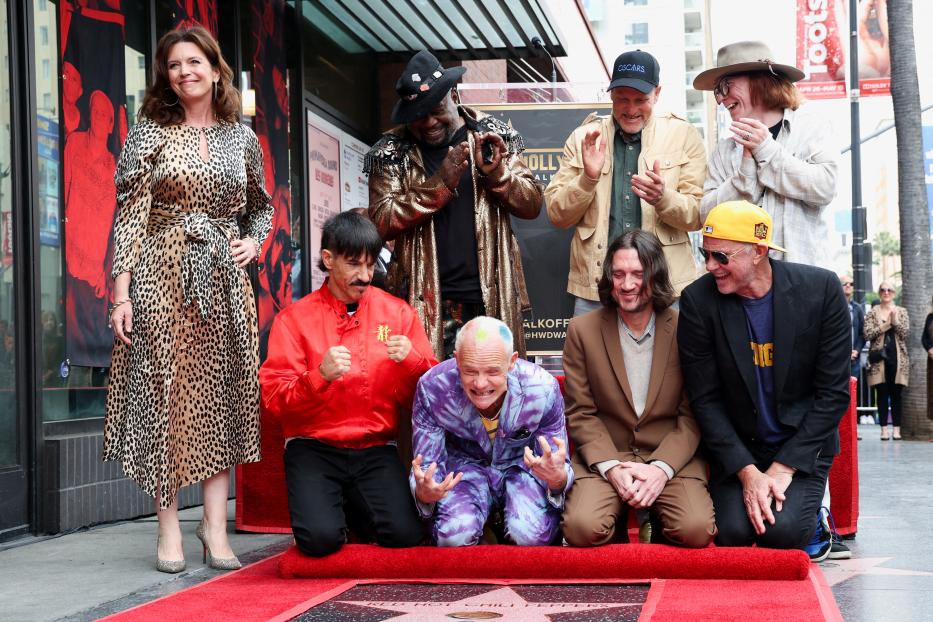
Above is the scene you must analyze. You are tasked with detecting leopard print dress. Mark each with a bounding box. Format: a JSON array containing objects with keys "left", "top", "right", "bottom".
[{"left": 103, "top": 118, "right": 272, "bottom": 508}]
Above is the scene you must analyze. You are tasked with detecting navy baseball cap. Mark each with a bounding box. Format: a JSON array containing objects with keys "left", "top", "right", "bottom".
[{"left": 607, "top": 50, "right": 660, "bottom": 93}]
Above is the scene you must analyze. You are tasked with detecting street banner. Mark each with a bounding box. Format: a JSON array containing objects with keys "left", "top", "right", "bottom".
[
  {"left": 61, "top": 1, "right": 127, "bottom": 367},
  {"left": 477, "top": 103, "right": 611, "bottom": 355},
  {"left": 306, "top": 116, "right": 341, "bottom": 292},
  {"left": 171, "top": 0, "right": 218, "bottom": 36},
  {"left": 251, "top": 0, "right": 294, "bottom": 360},
  {"left": 796, "top": 0, "right": 890, "bottom": 100}
]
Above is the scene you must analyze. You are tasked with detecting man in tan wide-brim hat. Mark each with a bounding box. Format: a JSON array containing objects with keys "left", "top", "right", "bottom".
[
  {"left": 692, "top": 42, "right": 846, "bottom": 563},
  {"left": 693, "top": 40, "right": 839, "bottom": 272}
]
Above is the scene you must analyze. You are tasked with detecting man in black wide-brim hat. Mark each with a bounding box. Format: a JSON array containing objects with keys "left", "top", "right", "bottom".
[{"left": 366, "top": 50, "right": 542, "bottom": 361}]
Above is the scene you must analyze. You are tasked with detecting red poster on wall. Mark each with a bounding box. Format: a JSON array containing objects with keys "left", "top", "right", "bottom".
[
  {"left": 61, "top": 1, "right": 127, "bottom": 367},
  {"left": 171, "top": 0, "right": 218, "bottom": 36},
  {"left": 796, "top": 0, "right": 890, "bottom": 100}
]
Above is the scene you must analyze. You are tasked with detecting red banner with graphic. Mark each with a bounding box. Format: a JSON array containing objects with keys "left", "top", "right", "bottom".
[
  {"left": 171, "top": 0, "right": 218, "bottom": 36},
  {"left": 250, "top": 0, "right": 294, "bottom": 360},
  {"left": 796, "top": 0, "right": 890, "bottom": 100},
  {"left": 61, "top": 1, "right": 127, "bottom": 367}
]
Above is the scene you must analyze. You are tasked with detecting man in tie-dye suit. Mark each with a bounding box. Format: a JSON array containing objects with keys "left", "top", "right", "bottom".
[{"left": 410, "top": 316, "right": 573, "bottom": 546}]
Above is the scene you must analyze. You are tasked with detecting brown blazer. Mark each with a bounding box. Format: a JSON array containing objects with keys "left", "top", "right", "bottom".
[{"left": 562, "top": 305, "right": 707, "bottom": 481}]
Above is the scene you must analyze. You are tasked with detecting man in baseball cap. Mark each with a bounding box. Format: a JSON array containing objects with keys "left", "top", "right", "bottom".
[
  {"left": 677, "top": 200, "right": 850, "bottom": 561},
  {"left": 546, "top": 49, "right": 706, "bottom": 316}
]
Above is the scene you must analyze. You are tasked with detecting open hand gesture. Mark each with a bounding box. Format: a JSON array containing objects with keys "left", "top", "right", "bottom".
[
  {"left": 412, "top": 454, "right": 462, "bottom": 504},
  {"left": 581, "top": 128, "right": 606, "bottom": 180},
  {"left": 438, "top": 142, "right": 471, "bottom": 190},
  {"left": 523, "top": 435, "right": 568, "bottom": 492}
]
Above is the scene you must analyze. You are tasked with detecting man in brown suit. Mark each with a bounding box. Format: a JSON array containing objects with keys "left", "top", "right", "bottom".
[{"left": 561, "top": 230, "right": 715, "bottom": 548}]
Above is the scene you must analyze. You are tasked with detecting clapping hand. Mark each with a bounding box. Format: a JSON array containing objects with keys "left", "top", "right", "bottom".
[{"left": 581, "top": 128, "right": 606, "bottom": 180}]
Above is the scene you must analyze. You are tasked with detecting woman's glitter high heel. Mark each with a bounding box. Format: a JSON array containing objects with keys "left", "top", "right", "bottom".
[
  {"left": 196, "top": 520, "right": 242, "bottom": 570},
  {"left": 156, "top": 537, "right": 186, "bottom": 574}
]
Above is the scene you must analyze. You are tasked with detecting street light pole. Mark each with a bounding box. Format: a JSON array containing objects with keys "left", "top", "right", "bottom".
[{"left": 850, "top": 0, "right": 871, "bottom": 303}]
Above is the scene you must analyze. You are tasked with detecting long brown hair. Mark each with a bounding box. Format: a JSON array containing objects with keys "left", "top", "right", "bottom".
[
  {"left": 139, "top": 26, "right": 240, "bottom": 125},
  {"left": 744, "top": 71, "right": 804, "bottom": 111},
  {"left": 597, "top": 230, "right": 675, "bottom": 312}
]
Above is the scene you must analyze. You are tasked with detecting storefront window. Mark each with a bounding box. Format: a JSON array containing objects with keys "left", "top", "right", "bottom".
[
  {"left": 0, "top": 0, "right": 15, "bottom": 465},
  {"left": 37, "top": 0, "right": 149, "bottom": 421}
]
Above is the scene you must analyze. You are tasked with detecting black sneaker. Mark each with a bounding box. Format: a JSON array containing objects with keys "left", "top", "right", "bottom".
[{"left": 828, "top": 540, "right": 852, "bottom": 560}]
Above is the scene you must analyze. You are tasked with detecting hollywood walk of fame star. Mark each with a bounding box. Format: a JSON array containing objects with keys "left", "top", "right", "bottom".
[
  {"left": 337, "top": 585, "right": 642, "bottom": 621},
  {"left": 820, "top": 557, "right": 933, "bottom": 587}
]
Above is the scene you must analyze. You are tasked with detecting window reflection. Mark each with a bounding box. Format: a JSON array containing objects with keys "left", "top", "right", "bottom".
[
  {"left": 0, "top": 0, "right": 14, "bottom": 465},
  {"left": 36, "top": 0, "right": 148, "bottom": 421}
]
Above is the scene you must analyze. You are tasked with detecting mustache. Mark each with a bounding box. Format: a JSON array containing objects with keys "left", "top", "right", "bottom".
[{"left": 350, "top": 280, "right": 371, "bottom": 287}]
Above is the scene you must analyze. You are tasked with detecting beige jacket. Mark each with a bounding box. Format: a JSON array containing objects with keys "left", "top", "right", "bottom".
[
  {"left": 864, "top": 305, "right": 910, "bottom": 387},
  {"left": 367, "top": 106, "right": 542, "bottom": 359},
  {"left": 544, "top": 112, "right": 705, "bottom": 299}
]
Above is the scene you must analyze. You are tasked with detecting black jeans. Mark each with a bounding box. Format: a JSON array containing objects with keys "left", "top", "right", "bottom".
[
  {"left": 875, "top": 381, "right": 903, "bottom": 427},
  {"left": 284, "top": 438, "right": 423, "bottom": 557},
  {"left": 711, "top": 453, "right": 833, "bottom": 550}
]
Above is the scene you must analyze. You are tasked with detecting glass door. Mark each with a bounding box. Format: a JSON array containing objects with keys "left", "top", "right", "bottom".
[{"left": 0, "top": 0, "right": 26, "bottom": 539}]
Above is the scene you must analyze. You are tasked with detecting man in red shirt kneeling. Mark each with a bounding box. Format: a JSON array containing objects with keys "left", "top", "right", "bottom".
[{"left": 260, "top": 211, "right": 437, "bottom": 557}]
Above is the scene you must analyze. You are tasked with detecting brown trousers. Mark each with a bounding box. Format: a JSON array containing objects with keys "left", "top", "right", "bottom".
[{"left": 561, "top": 462, "right": 716, "bottom": 549}]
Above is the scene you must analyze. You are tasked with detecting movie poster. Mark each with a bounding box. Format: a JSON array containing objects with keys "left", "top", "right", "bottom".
[
  {"left": 477, "top": 103, "right": 612, "bottom": 355},
  {"left": 60, "top": 1, "right": 127, "bottom": 367},
  {"left": 796, "top": 0, "right": 890, "bottom": 100},
  {"left": 307, "top": 119, "right": 341, "bottom": 292},
  {"left": 171, "top": 0, "right": 218, "bottom": 35},
  {"left": 250, "top": 0, "right": 294, "bottom": 360}
]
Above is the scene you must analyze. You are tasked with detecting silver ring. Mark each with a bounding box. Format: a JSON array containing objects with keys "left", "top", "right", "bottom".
[{"left": 744, "top": 132, "right": 752, "bottom": 141}]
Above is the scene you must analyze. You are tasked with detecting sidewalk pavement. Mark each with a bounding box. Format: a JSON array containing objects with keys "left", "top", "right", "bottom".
[{"left": 1, "top": 424, "right": 932, "bottom": 621}]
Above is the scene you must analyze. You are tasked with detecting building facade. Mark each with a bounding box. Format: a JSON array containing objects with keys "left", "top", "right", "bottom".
[{"left": 0, "top": 0, "right": 587, "bottom": 542}]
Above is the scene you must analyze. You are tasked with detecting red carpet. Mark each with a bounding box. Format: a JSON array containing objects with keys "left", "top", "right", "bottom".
[
  {"left": 278, "top": 543, "right": 810, "bottom": 581},
  {"left": 99, "top": 551, "right": 842, "bottom": 622}
]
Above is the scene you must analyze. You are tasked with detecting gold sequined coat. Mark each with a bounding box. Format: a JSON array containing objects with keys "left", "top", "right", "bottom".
[{"left": 366, "top": 106, "right": 542, "bottom": 358}]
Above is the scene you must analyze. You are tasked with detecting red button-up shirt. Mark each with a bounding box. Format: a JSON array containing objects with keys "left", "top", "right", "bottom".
[{"left": 259, "top": 282, "right": 436, "bottom": 448}]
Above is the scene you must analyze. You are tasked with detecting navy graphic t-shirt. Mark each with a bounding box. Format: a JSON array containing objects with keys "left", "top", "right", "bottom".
[{"left": 742, "top": 288, "right": 793, "bottom": 446}]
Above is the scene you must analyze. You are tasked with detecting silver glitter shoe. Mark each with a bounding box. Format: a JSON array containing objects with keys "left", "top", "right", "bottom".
[
  {"left": 156, "top": 537, "right": 186, "bottom": 574},
  {"left": 196, "top": 520, "right": 242, "bottom": 570}
]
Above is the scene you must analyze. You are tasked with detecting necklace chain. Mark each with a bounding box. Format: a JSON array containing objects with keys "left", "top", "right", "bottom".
[{"left": 480, "top": 402, "right": 503, "bottom": 421}]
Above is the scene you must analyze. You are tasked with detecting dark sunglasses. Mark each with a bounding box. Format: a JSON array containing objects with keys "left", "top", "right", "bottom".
[
  {"left": 699, "top": 247, "right": 745, "bottom": 265},
  {"left": 879, "top": 287, "right": 895, "bottom": 293},
  {"left": 841, "top": 282, "right": 853, "bottom": 287}
]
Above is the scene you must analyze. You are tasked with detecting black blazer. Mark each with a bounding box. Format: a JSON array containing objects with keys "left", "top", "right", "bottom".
[
  {"left": 849, "top": 300, "right": 866, "bottom": 355},
  {"left": 677, "top": 260, "right": 851, "bottom": 478}
]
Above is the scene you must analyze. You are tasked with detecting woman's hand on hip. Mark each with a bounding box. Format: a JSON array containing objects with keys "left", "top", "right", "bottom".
[{"left": 231, "top": 237, "right": 260, "bottom": 268}]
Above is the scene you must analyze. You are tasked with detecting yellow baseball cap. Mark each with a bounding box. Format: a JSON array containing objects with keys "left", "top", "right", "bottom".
[{"left": 701, "top": 200, "right": 787, "bottom": 252}]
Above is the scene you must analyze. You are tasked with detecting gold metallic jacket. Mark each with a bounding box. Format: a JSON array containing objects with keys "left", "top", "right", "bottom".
[{"left": 366, "top": 106, "right": 543, "bottom": 358}]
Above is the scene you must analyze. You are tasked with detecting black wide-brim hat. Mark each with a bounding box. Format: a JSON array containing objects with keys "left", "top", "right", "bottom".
[{"left": 391, "top": 50, "right": 466, "bottom": 124}]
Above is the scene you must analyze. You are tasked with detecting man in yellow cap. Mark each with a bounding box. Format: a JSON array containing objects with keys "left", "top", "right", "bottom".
[{"left": 677, "top": 201, "right": 850, "bottom": 561}]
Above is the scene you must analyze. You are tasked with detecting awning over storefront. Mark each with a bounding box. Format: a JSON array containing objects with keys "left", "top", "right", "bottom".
[{"left": 300, "top": 0, "right": 566, "bottom": 60}]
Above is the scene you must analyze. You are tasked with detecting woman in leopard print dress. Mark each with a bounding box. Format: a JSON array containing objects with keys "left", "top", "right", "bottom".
[{"left": 104, "top": 26, "right": 271, "bottom": 572}]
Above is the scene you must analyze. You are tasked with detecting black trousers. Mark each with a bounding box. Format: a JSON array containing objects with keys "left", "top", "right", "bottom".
[
  {"left": 441, "top": 300, "right": 485, "bottom": 360},
  {"left": 711, "top": 453, "right": 833, "bottom": 550},
  {"left": 875, "top": 381, "right": 903, "bottom": 427},
  {"left": 284, "top": 438, "right": 423, "bottom": 557}
]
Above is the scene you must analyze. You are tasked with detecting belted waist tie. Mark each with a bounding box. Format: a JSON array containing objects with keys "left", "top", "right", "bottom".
[{"left": 148, "top": 207, "right": 240, "bottom": 319}]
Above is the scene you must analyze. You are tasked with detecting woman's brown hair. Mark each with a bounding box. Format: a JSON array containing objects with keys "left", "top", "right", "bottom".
[
  {"left": 745, "top": 71, "right": 804, "bottom": 112},
  {"left": 139, "top": 26, "right": 240, "bottom": 125}
]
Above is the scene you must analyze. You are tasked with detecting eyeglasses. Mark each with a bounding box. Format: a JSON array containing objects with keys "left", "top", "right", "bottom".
[
  {"left": 879, "top": 287, "right": 895, "bottom": 293},
  {"left": 699, "top": 247, "right": 746, "bottom": 265},
  {"left": 713, "top": 77, "right": 733, "bottom": 101}
]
